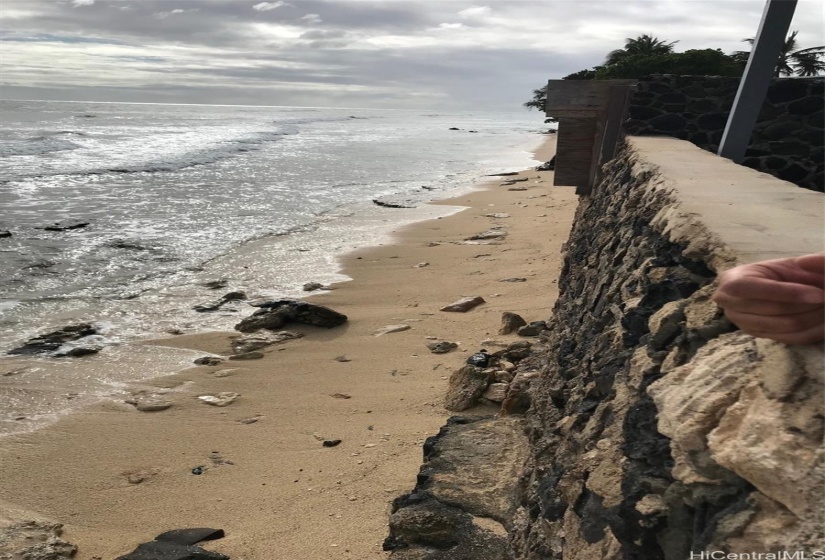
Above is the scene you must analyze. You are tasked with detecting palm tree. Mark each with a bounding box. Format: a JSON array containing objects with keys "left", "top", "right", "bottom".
[
  {"left": 523, "top": 85, "right": 547, "bottom": 111},
  {"left": 605, "top": 34, "right": 678, "bottom": 65},
  {"left": 733, "top": 30, "right": 825, "bottom": 77}
]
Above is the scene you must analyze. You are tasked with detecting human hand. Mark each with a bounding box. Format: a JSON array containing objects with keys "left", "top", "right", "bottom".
[{"left": 712, "top": 253, "right": 825, "bottom": 345}]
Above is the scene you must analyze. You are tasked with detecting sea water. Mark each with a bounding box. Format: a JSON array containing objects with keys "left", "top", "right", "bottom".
[{"left": 0, "top": 100, "right": 551, "bottom": 434}]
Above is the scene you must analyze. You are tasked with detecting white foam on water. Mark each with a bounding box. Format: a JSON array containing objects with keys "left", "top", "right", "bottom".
[
  {"left": 0, "top": 100, "right": 551, "bottom": 436},
  {"left": 0, "top": 343, "right": 204, "bottom": 436}
]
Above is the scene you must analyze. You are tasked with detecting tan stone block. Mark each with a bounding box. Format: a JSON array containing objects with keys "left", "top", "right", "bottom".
[
  {"left": 753, "top": 337, "right": 805, "bottom": 400},
  {"left": 720, "top": 492, "right": 801, "bottom": 552},
  {"left": 648, "top": 332, "right": 758, "bottom": 484},
  {"left": 683, "top": 285, "right": 720, "bottom": 330},
  {"left": 635, "top": 494, "right": 667, "bottom": 517},
  {"left": 647, "top": 300, "right": 686, "bottom": 344},
  {"left": 585, "top": 446, "right": 625, "bottom": 508},
  {"left": 482, "top": 382, "right": 509, "bottom": 403},
  {"left": 708, "top": 382, "right": 824, "bottom": 518}
]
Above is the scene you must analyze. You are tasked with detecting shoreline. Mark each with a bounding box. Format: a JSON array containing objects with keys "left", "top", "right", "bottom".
[
  {"left": 0, "top": 136, "right": 545, "bottom": 437},
  {"left": 0, "top": 134, "right": 578, "bottom": 559}
]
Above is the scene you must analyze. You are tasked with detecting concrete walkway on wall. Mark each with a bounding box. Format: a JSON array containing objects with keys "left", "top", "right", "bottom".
[{"left": 626, "top": 136, "right": 824, "bottom": 266}]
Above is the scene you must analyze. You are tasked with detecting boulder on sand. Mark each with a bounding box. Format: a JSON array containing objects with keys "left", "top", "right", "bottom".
[
  {"left": 426, "top": 341, "right": 458, "bottom": 354},
  {"left": 440, "top": 296, "right": 485, "bottom": 313},
  {"left": 444, "top": 365, "right": 494, "bottom": 411},
  {"left": 499, "top": 312, "right": 527, "bottom": 335},
  {"left": 235, "top": 299, "right": 347, "bottom": 332},
  {"left": 193, "top": 291, "right": 247, "bottom": 312}
]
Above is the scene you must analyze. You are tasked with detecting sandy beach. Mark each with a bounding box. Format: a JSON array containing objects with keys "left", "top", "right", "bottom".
[{"left": 0, "top": 135, "right": 578, "bottom": 560}]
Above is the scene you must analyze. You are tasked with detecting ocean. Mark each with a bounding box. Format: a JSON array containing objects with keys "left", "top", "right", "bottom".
[{"left": 0, "top": 99, "right": 550, "bottom": 434}]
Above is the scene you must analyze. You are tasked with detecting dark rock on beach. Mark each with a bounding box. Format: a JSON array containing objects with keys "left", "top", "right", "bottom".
[
  {"left": 106, "top": 239, "right": 157, "bottom": 251},
  {"left": 41, "top": 219, "right": 90, "bottom": 232},
  {"left": 236, "top": 299, "right": 347, "bottom": 332},
  {"left": 155, "top": 528, "right": 225, "bottom": 546},
  {"left": 500, "top": 340, "right": 532, "bottom": 362},
  {"left": 0, "top": 230, "right": 11, "bottom": 238},
  {"left": 373, "top": 198, "right": 417, "bottom": 209},
  {"left": 194, "top": 356, "right": 223, "bottom": 366},
  {"left": 426, "top": 341, "right": 458, "bottom": 354},
  {"left": 465, "top": 350, "right": 490, "bottom": 368},
  {"left": 535, "top": 155, "right": 556, "bottom": 171},
  {"left": 439, "top": 296, "right": 485, "bottom": 312},
  {"left": 516, "top": 321, "right": 547, "bottom": 337},
  {"left": 202, "top": 279, "right": 229, "bottom": 290},
  {"left": 8, "top": 324, "right": 97, "bottom": 356},
  {"left": 193, "top": 291, "right": 247, "bottom": 313},
  {"left": 302, "top": 282, "right": 331, "bottom": 292},
  {"left": 53, "top": 344, "right": 102, "bottom": 358},
  {"left": 115, "top": 527, "right": 229, "bottom": 560},
  {"left": 501, "top": 177, "right": 528, "bottom": 185},
  {"left": 445, "top": 365, "right": 492, "bottom": 411},
  {"left": 499, "top": 312, "right": 527, "bottom": 335}
]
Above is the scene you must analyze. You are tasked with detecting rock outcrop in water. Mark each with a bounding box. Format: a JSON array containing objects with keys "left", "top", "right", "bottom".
[
  {"left": 193, "top": 291, "right": 247, "bottom": 313},
  {"left": 40, "top": 219, "right": 90, "bottom": 231},
  {"left": 7, "top": 324, "right": 100, "bottom": 357},
  {"left": 373, "top": 198, "right": 417, "bottom": 209}
]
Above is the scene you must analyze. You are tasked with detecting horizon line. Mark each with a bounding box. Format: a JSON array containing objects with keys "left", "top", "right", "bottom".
[{"left": 0, "top": 98, "right": 528, "bottom": 114}]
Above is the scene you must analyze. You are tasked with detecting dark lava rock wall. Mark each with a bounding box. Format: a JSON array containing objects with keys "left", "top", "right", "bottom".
[
  {"left": 624, "top": 75, "right": 824, "bottom": 192},
  {"left": 509, "top": 142, "right": 825, "bottom": 559}
]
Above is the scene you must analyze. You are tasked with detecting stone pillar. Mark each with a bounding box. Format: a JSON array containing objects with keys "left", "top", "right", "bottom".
[{"left": 544, "top": 80, "right": 636, "bottom": 195}]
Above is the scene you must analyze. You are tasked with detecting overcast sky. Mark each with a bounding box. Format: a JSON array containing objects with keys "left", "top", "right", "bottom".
[{"left": 1, "top": 0, "right": 823, "bottom": 110}]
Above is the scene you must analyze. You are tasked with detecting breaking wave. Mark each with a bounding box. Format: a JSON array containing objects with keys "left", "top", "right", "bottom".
[
  {"left": 1, "top": 128, "right": 296, "bottom": 181},
  {"left": 0, "top": 132, "right": 84, "bottom": 157}
]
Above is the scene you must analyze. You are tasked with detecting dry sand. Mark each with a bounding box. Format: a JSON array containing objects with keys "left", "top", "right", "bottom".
[{"left": 0, "top": 136, "right": 578, "bottom": 559}]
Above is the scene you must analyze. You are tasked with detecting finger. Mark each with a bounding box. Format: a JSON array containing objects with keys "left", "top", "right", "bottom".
[
  {"left": 725, "top": 308, "right": 825, "bottom": 335},
  {"left": 747, "top": 324, "right": 825, "bottom": 345},
  {"left": 729, "top": 260, "right": 824, "bottom": 286},
  {"left": 710, "top": 294, "right": 819, "bottom": 316},
  {"left": 715, "top": 275, "right": 825, "bottom": 304},
  {"left": 795, "top": 253, "right": 825, "bottom": 276}
]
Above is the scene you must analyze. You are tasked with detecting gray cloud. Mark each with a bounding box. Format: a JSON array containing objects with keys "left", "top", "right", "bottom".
[{"left": 1, "top": 0, "right": 822, "bottom": 109}]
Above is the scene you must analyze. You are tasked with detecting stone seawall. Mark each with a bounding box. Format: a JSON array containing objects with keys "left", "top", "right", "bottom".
[
  {"left": 624, "top": 75, "right": 824, "bottom": 193},
  {"left": 387, "top": 136, "right": 824, "bottom": 560},
  {"left": 511, "top": 137, "right": 824, "bottom": 558}
]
